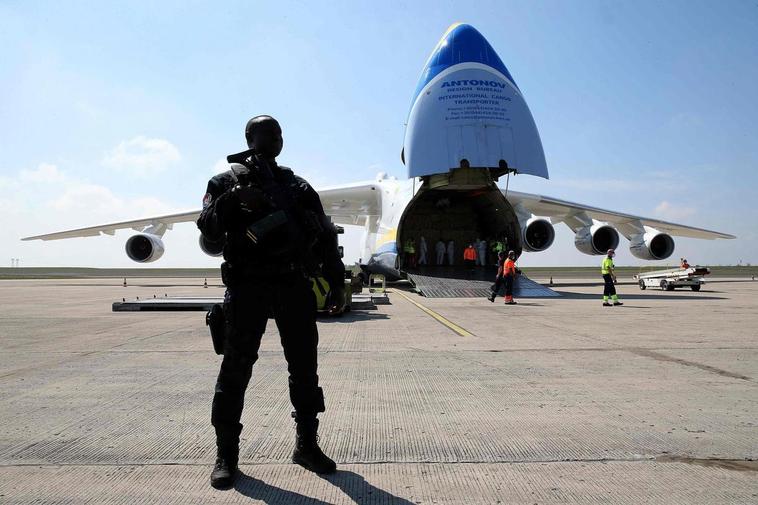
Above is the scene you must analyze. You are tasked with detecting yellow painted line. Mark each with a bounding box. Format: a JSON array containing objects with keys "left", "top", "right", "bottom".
[{"left": 392, "top": 290, "right": 475, "bottom": 338}]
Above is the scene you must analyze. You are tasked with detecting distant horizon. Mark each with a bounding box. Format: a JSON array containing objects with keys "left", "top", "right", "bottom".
[{"left": 2, "top": 264, "right": 755, "bottom": 272}]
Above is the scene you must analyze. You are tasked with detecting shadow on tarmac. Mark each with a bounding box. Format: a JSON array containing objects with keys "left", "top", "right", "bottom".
[
  {"left": 493, "top": 302, "right": 544, "bottom": 307},
  {"left": 318, "top": 311, "right": 391, "bottom": 323},
  {"left": 232, "top": 469, "right": 414, "bottom": 504},
  {"left": 234, "top": 471, "right": 332, "bottom": 504},
  {"left": 320, "top": 470, "right": 416, "bottom": 505},
  {"left": 554, "top": 291, "right": 727, "bottom": 301}
]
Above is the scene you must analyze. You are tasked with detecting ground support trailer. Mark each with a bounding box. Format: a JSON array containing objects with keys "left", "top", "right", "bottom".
[{"left": 634, "top": 266, "right": 710, "bottom": 292}]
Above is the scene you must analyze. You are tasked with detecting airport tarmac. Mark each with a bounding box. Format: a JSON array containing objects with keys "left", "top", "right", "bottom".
[{"left": 0, "top": 276, "right": 756, "bottom": 504}]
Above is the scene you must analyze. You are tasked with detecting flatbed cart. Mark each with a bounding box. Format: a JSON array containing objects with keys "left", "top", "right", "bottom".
[{"left": 634, "top": 266, "right": 710, "bottom": 292}]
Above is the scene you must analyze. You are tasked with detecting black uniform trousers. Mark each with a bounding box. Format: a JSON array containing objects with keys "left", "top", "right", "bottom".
[
  {"left": 212, "top": 273, "right": 323, "bottom": 458},
  {"left": 602, "top": 274, "right": 616, "bottom": 297},
  {"left": 491, "top": 275, "right": 502, "bottom": 292},
  {"left": 491, "top": 274, "right": 514, "bottom": 297}
]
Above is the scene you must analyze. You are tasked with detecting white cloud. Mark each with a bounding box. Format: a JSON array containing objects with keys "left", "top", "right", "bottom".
[
  {"left": 103, "top": 135, "right": 181, "bottom": 176},
  {"left": 654, "top": 200, "right": 696, "bottom": 221},
  {"left": 19, "top": 163, "right": 67, "bottom": 184},
  {"left": 0, "top": 162, "right": 198, "bottom": 267},
  {"left": 48, "top": 183, "right": 122, "bottom": 213}
]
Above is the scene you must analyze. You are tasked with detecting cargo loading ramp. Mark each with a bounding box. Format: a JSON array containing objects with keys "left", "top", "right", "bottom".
[{"left": 405, "top": 266, "right": 559, "bottom": 298}]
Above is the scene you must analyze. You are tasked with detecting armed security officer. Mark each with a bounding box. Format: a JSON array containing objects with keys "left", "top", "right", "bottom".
[{"left": 197, "top": 115, "right": 345, "bottom": 489}]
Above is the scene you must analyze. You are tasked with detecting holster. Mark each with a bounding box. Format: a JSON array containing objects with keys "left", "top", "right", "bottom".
[{"left": 206, "top": 303, "right": 225, "bottom": 355}]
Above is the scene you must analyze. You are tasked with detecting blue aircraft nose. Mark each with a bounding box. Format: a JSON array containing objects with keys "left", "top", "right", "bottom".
[
  {"left": 412, "top": 23, "right": 518, "bottom": 103},
  {"left": 404, "top": 23, "right": 548, "bottom": 180}
]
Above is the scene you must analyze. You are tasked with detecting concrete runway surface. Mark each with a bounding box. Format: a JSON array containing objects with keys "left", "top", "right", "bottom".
[{"left": 0, "top": 277, "right": 756, "bottom": 504}]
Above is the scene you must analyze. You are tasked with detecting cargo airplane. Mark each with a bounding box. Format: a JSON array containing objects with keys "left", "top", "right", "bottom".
[{"left": 23, "top": 24, "right": 734, "bottom": 283}]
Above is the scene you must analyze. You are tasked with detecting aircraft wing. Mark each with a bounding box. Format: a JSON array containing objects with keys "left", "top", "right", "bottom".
[
  {"left": 505, "top": 190, "right": 736, "bottom": 240},
  {"left": 22, "top": 181, "right": 381, "bottom": 241},
  {"left": 316, "top": 181, "right": 381, "bottom": 226},
  {"left": 21, "top": 210, "right": 201, "bottom": 241}
]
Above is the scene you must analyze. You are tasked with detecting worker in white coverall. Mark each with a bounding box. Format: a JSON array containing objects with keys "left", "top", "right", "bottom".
[
  {"left": 477, "top": 239, "right": 487, "bottom": 266},
  {"left": 435, "top": 239, "right": 446, "bottom": 265},
  {"left": 447, "top": 240, "right": 455, "bottom": 266},
  {"left": 418, "top": 236, "right": 428, "bottom": 266}
]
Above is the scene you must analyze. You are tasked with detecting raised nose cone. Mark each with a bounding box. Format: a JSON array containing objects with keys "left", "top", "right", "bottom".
[
  {"left": 404, "top": 23, "right": 548, "bottom": 180},
  {"left": 412, "top": 23, "right": 518, "bottom": 104}
]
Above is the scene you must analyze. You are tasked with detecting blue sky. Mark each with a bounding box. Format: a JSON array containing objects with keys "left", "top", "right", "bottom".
[{"left": 1, "top": 0, "right": 756, "bottom": 267}]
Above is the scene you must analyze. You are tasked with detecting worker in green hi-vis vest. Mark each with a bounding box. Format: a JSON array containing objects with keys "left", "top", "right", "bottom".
[
  {"left": 403, "top": 237, "right": 416, "bottom": 268},
  {"left": 601, "top": 249, "right": 623, "bottom": 307}
]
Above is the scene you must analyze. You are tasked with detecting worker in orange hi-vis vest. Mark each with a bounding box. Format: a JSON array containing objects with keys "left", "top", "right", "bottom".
[
  {"left": 463, "top": 243, "right": 477, "bottom": 271},
  {"left": 502, "top": 250, "right": 521, "bottom": 305}
]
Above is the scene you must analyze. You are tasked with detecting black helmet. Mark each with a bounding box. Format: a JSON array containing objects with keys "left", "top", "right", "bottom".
[{"left": 245, "top": 115, "right": 283, "bottom": 158}]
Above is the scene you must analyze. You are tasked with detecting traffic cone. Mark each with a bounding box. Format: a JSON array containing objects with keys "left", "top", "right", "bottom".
[
  {"left": 549, "top": 276, "right": 553, "bottom": 286},
  {"left": 203, "top": 278, "right": 208, "bottom": 288},
  {"left": 123, "top": 278, "right": 127, "bottom": 287}
]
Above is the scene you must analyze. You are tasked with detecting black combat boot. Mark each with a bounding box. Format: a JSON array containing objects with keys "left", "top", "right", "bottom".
[
  {"left": 292, "top": 418, "right": 336, "bottom": 474},
  {"left": 210, "top": 449, "right": 238, "bottom": 489}
]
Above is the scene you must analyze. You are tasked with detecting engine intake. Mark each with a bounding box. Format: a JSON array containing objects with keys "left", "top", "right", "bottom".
[
  {"left": 521, "top": 217, "right": 555, "bottom": 252},
  {"left": 199, "top": 235, "right": 225, "bottom": 257},
  {"left": 125, "top": 234, "right": 165, "bottom": 263},
  {"left": 629, "top": 231, "right": 675, "bottom": 260},
  {"left": 574, "top": 223, "right": 620, "bottom": 255}
]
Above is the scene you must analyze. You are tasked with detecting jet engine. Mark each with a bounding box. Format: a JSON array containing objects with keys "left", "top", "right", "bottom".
[
  {"left": 574, "top": 222, "right": 620, "bottom": 255},
  {"left": 199, "top": 235, "right": 224, "bottom": 257},
  {"left": 521, "top": 216, "right": 555, "bottom": 252},
  {"left": 125, "top": 234, "right": 165, "bottom": 263},
  {"left": 629, "top": 230, "right": 675, "bottom": 260}
]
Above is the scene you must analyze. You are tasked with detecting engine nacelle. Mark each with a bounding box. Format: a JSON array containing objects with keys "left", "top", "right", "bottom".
[
  {"left": 199, "top": 235, "right": 225, "bottom": 257},
  {"left": 521, "top": 217, "right": 555, "bottom": 252},
  {"left": 125, "top": 234, "right": 165, "bottom": 263},
  {"left": 574, "top": 222, "right": 620, "bottom": 255},
  {"left": 629, "top": 230, "right": 675, "bottom": 260}
]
